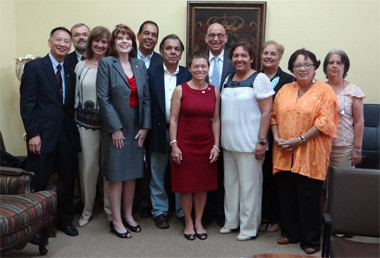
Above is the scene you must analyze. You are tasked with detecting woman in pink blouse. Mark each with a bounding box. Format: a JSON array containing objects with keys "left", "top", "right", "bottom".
[{"left": 323, "top": 49, "right": 365, "bottom": 168}]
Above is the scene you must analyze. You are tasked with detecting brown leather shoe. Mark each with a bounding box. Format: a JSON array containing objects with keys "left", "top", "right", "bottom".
[
  {"left": 277, "top": 236, "right": 290, "bottom": 244},
  {"left": 304, "top": 247, "right": 318, "bottom": 254}
]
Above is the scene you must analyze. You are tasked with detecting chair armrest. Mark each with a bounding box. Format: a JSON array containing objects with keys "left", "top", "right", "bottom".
[
  {"left": 323, "top": 212, "right": 332, "bottom": 224},
  {"left": 0, "top": 166, "right": 34, "bottom": 194},
  {"left": 322, "top": 212, "right": 332, "bottom": 257},
  {"left": 0, "top": 166, "right": 34, "bottom": 176}
]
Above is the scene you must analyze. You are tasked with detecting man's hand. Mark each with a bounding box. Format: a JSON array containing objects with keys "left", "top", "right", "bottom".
[{"left": 28, "top": 135, "right": 41, "bottom": 155}]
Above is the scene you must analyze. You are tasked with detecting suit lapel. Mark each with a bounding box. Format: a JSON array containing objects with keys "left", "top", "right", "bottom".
[
  {"left": 42, "top": 55, "right": 63, "bottom": 103},
  {"left": 63, "top": 63, "right": 73, "bottom": 106},
  {"left": 112, "top": 57, "right": 129, "bottom": 86},
  {"left": 221, "top": 50, "right": 232, "bottom": 86},
  {"left": 131, "top": 58, "right": 142, "bottom": 97},
  {"left": 155, "top": 69, "right": 166, "bottom": 115}
]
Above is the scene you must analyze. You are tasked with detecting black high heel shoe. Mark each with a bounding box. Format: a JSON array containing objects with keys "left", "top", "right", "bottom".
[
  {"left": 122, "top": 218, "right": 141, "bottom": 233},
  {"left": 184, "top": 233, "right": 196, "bottom": 240},
  {"left": 109, "top": 222, "right": 132, "bottom": 238}
]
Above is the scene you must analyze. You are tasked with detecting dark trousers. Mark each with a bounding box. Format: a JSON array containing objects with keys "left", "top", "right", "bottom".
[
  {"left": 26, "top": 128, "right": 78, "bottom": 226},
  {"left": 261, "top": 149, "right": 280, "bottom": 223},
  {"left": 276, "top": 171, "right": 322, "bottom": 250},
  {"left": 136, "top": 148, "right": 152, "bottom": 210},
  {"left": 203, "top": 152, "right": 225, "bottom": 222}
]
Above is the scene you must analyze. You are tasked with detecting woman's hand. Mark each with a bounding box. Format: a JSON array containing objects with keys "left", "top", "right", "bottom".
[
  {"left": 255, "top": 143, "right": 265, "bottom": 160},
  {"left": 277, "top": 137, "right": 302, "bottom": 152},
  {"left": 209, "top": 147, "right": 219, "bottom": 163},
  {"left": 351, "top": 150, "right": 362, "bottom": 167},
  {"left": 135, "top": 128, "right": 148, "bottom": 148},
  {"left": 171, "top": 144, "right": 183, "bottom": 165},
  {"left": 112, "top": 130, "right": 125, "bottom": 149}
]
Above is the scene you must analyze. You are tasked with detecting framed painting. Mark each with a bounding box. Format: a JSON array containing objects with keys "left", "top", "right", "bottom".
[{"left": 187, "top": 1, "right": 267, "bottom": 70}]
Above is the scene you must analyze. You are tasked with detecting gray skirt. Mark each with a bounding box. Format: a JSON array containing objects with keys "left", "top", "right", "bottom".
[{"left": 102, "top": 107, "right": 144, "bottom": 182}]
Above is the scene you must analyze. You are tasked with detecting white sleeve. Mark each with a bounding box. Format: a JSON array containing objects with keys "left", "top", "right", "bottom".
[{"left": 253, "top": 73, "right": 275, "bottom": 99}]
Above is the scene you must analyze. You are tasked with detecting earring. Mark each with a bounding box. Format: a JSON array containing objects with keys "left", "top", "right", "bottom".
[{"left": 312, "top": 78, "right": 316, "bottom": 84}]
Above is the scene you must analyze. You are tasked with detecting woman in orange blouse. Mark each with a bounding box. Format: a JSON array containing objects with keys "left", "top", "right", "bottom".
[{"left": 271, "top": 49, "right": 337, "bottom": 255}]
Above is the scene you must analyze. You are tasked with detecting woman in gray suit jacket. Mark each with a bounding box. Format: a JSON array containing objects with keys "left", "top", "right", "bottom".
[{"left": 96, "top": 24, "right": 151, "bottom": 238}]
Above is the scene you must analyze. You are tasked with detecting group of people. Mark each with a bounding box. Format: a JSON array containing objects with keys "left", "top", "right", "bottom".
[{"left": 19, "top": 20, "right": 365, "bottom": 255}]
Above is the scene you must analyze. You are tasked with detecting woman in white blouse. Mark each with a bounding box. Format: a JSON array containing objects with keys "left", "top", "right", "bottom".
[
  {"left": 75, "top": 26, "right": 110, "bottom": 227},
  {"left": 219, "top": 40, "right": 274, "bottom": 240}
]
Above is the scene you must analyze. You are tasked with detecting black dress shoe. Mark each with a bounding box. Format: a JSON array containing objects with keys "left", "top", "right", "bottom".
[
  {"left": 110, "top": 222, "right": 132, "bottom": 238},
  {"left": 154, "top": 214, "right": 169, "bottom": 229},
  {"left": 59, "top": 225, "right": 79, "bottom": 237},
  {"left": 30, "top": 232, "right": 43, "bottom": 245}
]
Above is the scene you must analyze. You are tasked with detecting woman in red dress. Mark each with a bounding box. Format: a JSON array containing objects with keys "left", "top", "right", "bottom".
[{"left": 170, "top": 53, "right": 220, "bottom": 240}]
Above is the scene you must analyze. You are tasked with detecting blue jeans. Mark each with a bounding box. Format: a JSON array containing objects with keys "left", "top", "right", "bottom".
[{"left": 150, "top": 132, "right": 183, "bottom": 218}]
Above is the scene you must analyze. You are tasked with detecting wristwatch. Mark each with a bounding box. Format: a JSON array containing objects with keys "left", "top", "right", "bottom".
[{"left": 257, "top": 140, "right": 267, "bottom": 146}]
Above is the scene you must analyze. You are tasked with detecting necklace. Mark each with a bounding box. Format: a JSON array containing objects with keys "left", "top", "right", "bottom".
[
  {"left": 339, "top": 81, "right": 346, "bottom": 115},
  {"left": 90, "top": 60, "right": 99, "bottom": 66}
]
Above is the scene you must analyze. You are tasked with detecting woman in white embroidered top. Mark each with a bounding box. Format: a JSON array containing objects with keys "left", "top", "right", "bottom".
[
  {"left": 219, "top": 40, "right": 274, "bottom": 241},
  {"left": 75, "top": 26, "right": 110, "bottom": 227},
  {"left": 323, "top": 49, "right": 365, "bottom": 168}
]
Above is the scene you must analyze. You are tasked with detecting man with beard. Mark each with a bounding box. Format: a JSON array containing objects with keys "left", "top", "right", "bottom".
[
  {"left": 64, "top": 23, "right": 90, "bottom": 72},
  {"left": 64, "top": 23, "right": 90, "bottom": 214}
]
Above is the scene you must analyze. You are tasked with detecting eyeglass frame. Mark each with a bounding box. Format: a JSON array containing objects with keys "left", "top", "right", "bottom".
[
  {"left": 293, "top": 63, "right": 315, "bottom": 70},
  {"left": 206, "top": 33, "right": 226, "bottom": 39}
]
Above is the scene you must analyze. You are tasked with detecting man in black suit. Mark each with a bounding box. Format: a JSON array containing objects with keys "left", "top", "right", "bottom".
[
  {"left": 137, "top": 20, "right": 163, "bottom": 69},
  {"left": 203, "top": 22, "right": 235, "bottom": 227},
  {"left": 136, "top": 20, "right": 163, "bottom": 218},
  {"left": 64, "top": 23, "right": 90, "bottom": 73},
  {"left": 147, "top": 34, "right": 191, "bottom": 229},
  {"left": 20, "top": 27, "right": 81, "bottom": 237}
]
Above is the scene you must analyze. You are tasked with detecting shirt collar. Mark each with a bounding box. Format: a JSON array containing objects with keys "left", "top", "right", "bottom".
[
  {"left": 163, "top": 63, "right": 179, "bottom": 75},
  {"left": 49, "top": 53, "right": 62, "bottom": 68},
  {"left": 209, "top": 49, "right": 224, "bottom": 62},
  {"left": 76, "top": 51, "right": 84, "bottom": 61},
  {"left": 137, "top": 49, "right": 154, "bottom": 60}
]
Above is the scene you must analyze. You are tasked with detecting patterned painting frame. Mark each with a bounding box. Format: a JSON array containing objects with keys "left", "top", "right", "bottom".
[{"left": 187, "top": 1, "right": 267, "bottom": 70}]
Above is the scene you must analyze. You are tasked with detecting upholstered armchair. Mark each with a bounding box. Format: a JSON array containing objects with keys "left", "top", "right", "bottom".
[{"left": 0, "top": 166, "right": 57, "bottom": 255}]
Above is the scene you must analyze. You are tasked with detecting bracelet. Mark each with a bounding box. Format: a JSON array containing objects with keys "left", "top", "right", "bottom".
[
  {"left": 299, "top": 135, "right": 306, "bottom": 144},
  {"left": 170, "top": 140, "right": 177, "bottom": 146},
  {"left": 354, "top": 148, "right": 362, "bottom": 154},
  {"left": 212, "top": 145, "right": 220, "bottom": 152}
]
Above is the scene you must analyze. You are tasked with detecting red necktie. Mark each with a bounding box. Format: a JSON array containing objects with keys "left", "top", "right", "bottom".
[
  {"left": 56, "top": 64, "right": 62, "bottom": 95},
  {"left": 81, "top": 56, "right": 86, "bottom": 61}
]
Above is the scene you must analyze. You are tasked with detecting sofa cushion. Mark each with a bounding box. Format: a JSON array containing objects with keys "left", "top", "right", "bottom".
[{"left": 0, "top": 191, "right": 57, "bottom": 247}]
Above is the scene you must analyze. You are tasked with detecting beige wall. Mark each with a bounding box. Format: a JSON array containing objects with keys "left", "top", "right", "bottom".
[{"left": 1, "top": 0, "right": 379, "bottom": 155}]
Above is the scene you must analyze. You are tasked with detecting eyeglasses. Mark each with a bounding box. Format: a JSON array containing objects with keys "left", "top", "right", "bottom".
[
  {"left": 293, "top": 63, "right": 314, "bottom": 70},
  {"left": 207, "top": 33, "right": 225, "bottom": 39}
]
